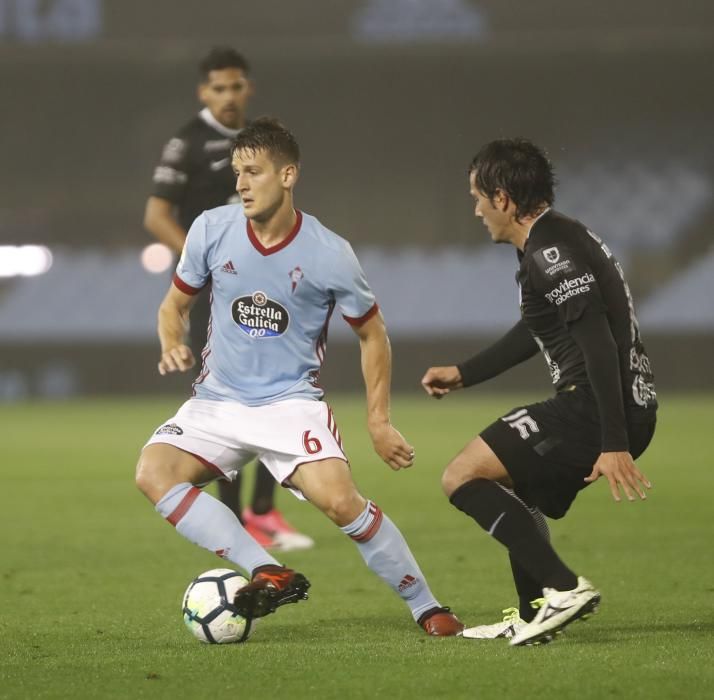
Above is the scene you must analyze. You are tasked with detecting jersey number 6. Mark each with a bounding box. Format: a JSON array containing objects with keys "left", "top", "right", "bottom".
[{"left": 302, "top": 430, "right": 323, "bottom": 455}]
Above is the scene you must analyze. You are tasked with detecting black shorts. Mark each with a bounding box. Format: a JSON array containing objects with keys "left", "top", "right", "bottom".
[{"left": 480, "top": 387, "right": 656, "bottom": 519}]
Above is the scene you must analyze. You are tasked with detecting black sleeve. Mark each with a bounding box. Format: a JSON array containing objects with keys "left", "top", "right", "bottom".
[
  {"left": 568, "top": 311, "right": 629, "bottom": 452},
  {"left": 457, "top": 320, "right": 539, "bottom": 388},
  {"left": 150, "top": 134, "right": 190, "bottom": 204}
]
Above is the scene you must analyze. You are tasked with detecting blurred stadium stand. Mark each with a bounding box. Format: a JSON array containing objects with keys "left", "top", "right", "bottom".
[{"left": 1, "top": 0, "right": 713, "bottom": 397}]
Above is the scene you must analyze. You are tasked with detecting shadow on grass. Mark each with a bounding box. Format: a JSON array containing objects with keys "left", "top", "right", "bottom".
[{"left": 246, "top": 612, "right": 427, "bottom": 645}]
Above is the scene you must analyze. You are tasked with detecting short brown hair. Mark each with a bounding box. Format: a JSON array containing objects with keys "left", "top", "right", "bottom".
[{"left": 231, "top": 117, "right": 300, "bottom": 166}]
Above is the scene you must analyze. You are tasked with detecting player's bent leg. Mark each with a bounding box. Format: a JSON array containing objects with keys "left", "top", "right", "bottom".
[
  {"left": 289, "top": 459, "right": 463, "bottom": 636},
  {"left": 136, "top": 443, "right": 214, "bottom": 504},
  {"left": 445, "top": 437, "right": 580, "bottom": 613},
  {"left": 136, "top": 444, "right": 280, "bottom": 583},
  {"left": 288, "top": 458, "right": 366, "bottom": 525},
  {"left": 441, "top": 436, "right": 513, "bottom": 498}
]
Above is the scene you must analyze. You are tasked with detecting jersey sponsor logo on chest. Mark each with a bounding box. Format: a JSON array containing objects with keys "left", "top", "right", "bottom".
[
  {"left": 545, "top": 273, "right": 595, "bottom": 305},
  {"left": 231, "top": 291, "right": 290, "bottom": 338}
]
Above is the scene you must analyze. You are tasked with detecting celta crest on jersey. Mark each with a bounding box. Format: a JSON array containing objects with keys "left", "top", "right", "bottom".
[
  {"left": 232, "top": 291, "right": 290, "bottom": 338},
  {"left": 289, "top": 266, "right": 304, "bottom": 293}
]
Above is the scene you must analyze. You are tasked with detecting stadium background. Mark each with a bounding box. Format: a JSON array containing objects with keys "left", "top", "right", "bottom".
[
  {"left": 2, "top": 4, "right": 714, "bottom": 699},
  {"left": 1, "top": 0, "right": 713, "bottom": 398}
]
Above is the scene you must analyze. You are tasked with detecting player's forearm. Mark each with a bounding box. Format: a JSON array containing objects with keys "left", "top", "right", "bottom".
[
  {"left": 457, "top": 320, "right": 539, "bottom": 388},
  {"left": 157, "top": 298, "right": 190, "bottom": 351},
  {"left": 569, "top": 312, "right": 629, "bottom": 452},
  {"left": 144, "top": 198, "right": 187, "bottom": 255},
  {"left": 359, "top": 324, "right": 392, "bottom": 428}
]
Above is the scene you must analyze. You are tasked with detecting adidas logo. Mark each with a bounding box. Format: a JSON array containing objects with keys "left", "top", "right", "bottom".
[
  {"left": 398, "top": 574, "right": 418, "bottom": 592},
  {"left": 221, "top": 260, "right": 238, "bottom": 275}
]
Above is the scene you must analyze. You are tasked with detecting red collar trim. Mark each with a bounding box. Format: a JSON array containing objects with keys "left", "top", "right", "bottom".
[{"left": 246, "top": 210, "right": 303, "bottom": 256}]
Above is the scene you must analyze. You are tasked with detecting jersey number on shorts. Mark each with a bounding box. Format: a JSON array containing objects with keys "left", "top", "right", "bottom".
[
  {"left": 303, "top": 430, "right": 323, "bottom": 455},
  {"left": 502, "top": 409, "right": 540, "bottom": 440}
]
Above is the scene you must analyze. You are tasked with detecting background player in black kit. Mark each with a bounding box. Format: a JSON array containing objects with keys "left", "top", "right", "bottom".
[
  {"left": 143, "top": 47, "right": 313, "bottom": 551},
  {"left": 421, "top": 138, "right": 657, "bottom": 646}
]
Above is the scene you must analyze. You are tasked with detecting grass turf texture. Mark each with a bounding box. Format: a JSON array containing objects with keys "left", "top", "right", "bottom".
[{"left": 1, "top": 393, "right": 713, "bottom": 699}]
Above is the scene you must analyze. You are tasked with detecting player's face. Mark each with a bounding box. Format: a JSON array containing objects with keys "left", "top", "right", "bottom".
[
  {"left": 469, "top": 172, "right": 513, "bottom": 244},
  {"left": 233, "top": 148, "right": 296, "bottom": 222},
  {"left": 198, "top": 68, "right": 253, "bottom": 129}
]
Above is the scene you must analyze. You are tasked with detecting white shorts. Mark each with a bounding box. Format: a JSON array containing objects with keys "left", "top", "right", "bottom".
[{"left": 143, "top": 398, "right": 347, "bottom": 500}]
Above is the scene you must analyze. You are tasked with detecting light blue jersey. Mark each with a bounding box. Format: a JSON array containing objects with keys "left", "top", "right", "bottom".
[{"left": 174, "top": 205, "right": 377, "bottom": 406}]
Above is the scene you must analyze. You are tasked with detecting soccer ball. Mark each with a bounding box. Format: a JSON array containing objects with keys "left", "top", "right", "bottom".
[{"left": 182, "top": 568, "right": 254, "bottom": 644}]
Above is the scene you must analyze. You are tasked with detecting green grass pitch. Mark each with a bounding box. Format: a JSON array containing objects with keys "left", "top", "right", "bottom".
[{"left": 1, "top": 393, "right": 713, "bottom": 699}]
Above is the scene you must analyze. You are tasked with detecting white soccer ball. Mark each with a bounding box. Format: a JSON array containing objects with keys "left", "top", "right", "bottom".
[{"left": 182, "top": 568, "right": 254, "bottom": 644}]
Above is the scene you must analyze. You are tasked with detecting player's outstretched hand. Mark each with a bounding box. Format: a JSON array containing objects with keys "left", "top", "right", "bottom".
[
  {"left": 584, "top": 451, "right": 652, "bottom": 502},
  {"left": 369, "top": 423, "right": 416, "bottom": 471},
  {"left": 158, "top": 344, "right": 196, "bottom": 375},
  {"left": 421, "top": 366, "right": 463, "bottom": 399}
]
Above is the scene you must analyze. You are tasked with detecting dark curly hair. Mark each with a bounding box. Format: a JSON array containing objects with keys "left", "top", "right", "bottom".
[
  {"left": 469, "top": 138, "right": 555, "bottom": 220},
  {"left": 231, "top": 117, "right": 300, "bottom": 166},
  {"left": 199, "top": 47, "right": 250, "bottom": 81}
]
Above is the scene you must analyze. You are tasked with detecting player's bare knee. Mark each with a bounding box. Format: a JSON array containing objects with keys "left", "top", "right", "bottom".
[
  {"left": 135, "top": 447, "right": 179, "bottom": 503},
  {"left": 441, "top": 457, "right": 489, "bottom": 498},
  {"left": 322, "top": 491, "right": 365, "bottom": 527},
  {"left": 135, "top": 453, "right": 162, "bottom": 501},
  {"left": 441, "top": 462, "right": 466, "bottom": 498}
]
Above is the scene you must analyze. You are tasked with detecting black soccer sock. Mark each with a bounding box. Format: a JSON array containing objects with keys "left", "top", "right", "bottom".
[
  {"left": 450, "top": 478, "right": 577, "bottom": 592},
  {"left": 217, "top": 475, "right": 244, "bottom": 523},
  {"left": 250, "top": 462, "right": 276, "bottom": 515},
  {"left": 496, "top": 485, "right": 551, "bottom": 622},
  {"left": 509, "top": 554, "right": 541, "bottom": 622}
]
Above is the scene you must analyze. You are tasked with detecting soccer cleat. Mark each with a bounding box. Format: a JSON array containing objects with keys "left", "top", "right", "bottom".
[
  {"left": 418, "top": 607, "right": 465, "bottom": 636},
  {"left": 510, "top": 576, "right": 601, "bottom": 647},
  {"left": 462, "top": 607, "right": 527, "bottom": 639},
  {"left": 243, "top": 521, "right": 277, "bottom": 549},
  {"left": 233, "top": 565, "right": 310, "bottom": 619},
  {"left": 242, "top": 507, "right": 315, "bottom": 552}
]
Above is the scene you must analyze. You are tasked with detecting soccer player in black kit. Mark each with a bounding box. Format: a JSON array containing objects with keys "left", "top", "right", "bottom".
[
  {"left": 421, "top": 138, "right": 657, "bottom": 646},
  {"left": 144, "top": 47, "right": 312, "bottom": 551}
]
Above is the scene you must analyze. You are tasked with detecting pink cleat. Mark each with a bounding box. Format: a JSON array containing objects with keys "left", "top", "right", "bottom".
[{"left": 242, "top": 508, "right": 315, "bottom": 552}]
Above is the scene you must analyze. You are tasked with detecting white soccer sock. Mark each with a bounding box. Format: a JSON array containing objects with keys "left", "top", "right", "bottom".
[
  {"left": 341, "top": 500, "right": 440, "bottom": 622},
  {"left": 155, "top": 483, "right": 279, "bottom": 575}
]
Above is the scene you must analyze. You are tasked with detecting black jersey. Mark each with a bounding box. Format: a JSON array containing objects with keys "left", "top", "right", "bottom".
[
  {"left": 150, "top": 109, "right": 239, "bottom": 231},
  {"left": 517, "top": 209, "right": 657, "bottom": 421}
]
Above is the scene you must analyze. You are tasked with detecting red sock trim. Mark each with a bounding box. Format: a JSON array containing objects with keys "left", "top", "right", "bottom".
[
  {"left": 166, "top": 486, "right": 201, "bottom": 526},
  {"left": 351, "top": 503, "right": 383, "bottom": 543}
]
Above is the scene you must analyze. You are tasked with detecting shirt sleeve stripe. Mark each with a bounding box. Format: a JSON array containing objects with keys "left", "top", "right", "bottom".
[
  {"left": 343, "top": 302, "right": 379, "bottom": 327},
  {"left": 173, "top": 273, "right": 203, "bottom": 296}
]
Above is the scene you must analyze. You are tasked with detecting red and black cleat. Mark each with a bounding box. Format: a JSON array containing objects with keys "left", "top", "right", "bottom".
[
  {"left": 418, "top": 606, "right": 465, "bottom": 636},
  {"left": 233, "top": 565, "right": 310, "bottom": 619}
]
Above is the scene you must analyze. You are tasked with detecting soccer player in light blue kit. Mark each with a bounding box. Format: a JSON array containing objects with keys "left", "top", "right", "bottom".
[{"left": 135, "top": 118, "right": 463, "bottom": 636}]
